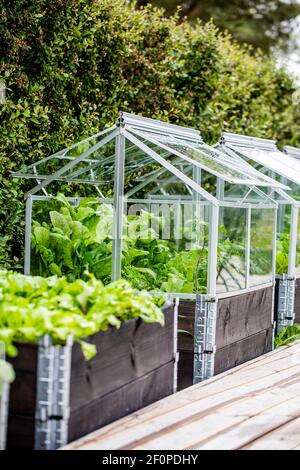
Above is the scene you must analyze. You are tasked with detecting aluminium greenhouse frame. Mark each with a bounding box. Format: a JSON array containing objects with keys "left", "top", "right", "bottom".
[
  {"left": 12, "top": 113, "right": 284, "bottom": 384},
  {"left": 217, "top": 132, "right": 300, "bottom": 331},
  {"left": 284, "top": 145, "right": 300, "bottom": 160}
]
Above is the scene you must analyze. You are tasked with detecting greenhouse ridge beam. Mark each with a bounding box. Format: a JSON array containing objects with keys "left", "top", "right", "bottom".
[
  {"left": 220, "top": 132, "right": 277, "bottom": 151},
  {"left": 120, "top": 112, "right": 202, "bottom": 143}
]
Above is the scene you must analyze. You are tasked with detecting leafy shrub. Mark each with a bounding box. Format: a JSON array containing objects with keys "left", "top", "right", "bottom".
[{"left": 0, "top": 0, "right": 299, "bottom": 270}]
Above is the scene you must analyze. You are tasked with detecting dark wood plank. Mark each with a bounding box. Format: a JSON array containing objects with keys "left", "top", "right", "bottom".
[
  {"left": 8, "top": 344, "right": 38, "bottom": 416},
  {"left": 7, "top": 414, "right": 35, "bottom": 450},
  {"left": 177, "top": 328, "right": 273, "bottom": 390},
  {"left": 177, "top": 351, "right": 194, "bottom": 391},
  {"left": 6, "top": 305, "right": 175, "bottom": 449},
  {"left": 294, "top": 278, "right": 300, "bottom": 323},
  {"left": 216, "top": 287, "right": 273, "bottom": 349},
  {"left": 177, "top": 300, "right": 195, "bottom": 352},
  {"left": 70, "top": 307, "right": 174, "bottom": 411},
  {"left": 68, "top": 361, "right": 175, "bottom": 443},
  {"left": 214, "top": 327, "right": 273, "bottom": 374},
  {"left": 178, "top": 288, "right": 273, "bottom": 352}
]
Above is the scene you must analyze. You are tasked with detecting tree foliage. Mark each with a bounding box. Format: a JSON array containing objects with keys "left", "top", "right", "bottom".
[
  {"left": 0, "top": 0, "right": 299, "bottom": 270},
  {"left": 137, "top": 0, "right": 300, "bottom": 52}
]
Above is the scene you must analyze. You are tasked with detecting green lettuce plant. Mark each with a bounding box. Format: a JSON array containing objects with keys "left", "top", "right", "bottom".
[
  {"left": 0, "top": 270, "right": 164, "bottom": 360},
  {"left": 31, "top": 195, "right": 211, "bottom": 293},
  {"left": 31, "top": 195, "right": 258, "bottom": 295},
  {"left": 0, "top": 359, "right": 15, "bottom": 395}
]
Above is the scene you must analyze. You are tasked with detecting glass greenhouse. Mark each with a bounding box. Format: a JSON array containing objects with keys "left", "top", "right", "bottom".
[
  {"left": 13, "top": 113, "right": 288, "bottom": 383},
  {"left": 217, "top": 132, "right": 300, "bottom": 330},
  {"left": 12, "top": 113, "right": 285, "bottom": 300}
]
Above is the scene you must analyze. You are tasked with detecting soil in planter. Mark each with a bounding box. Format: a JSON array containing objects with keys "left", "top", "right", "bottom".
[{"left": 7, "top": 304, "right": 175, "bottom": 449}]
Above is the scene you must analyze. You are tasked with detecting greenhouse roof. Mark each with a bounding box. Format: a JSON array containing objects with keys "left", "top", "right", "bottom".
[
  {"left": 12, "top": 113, "right": 286, "bottom": 203},
  {"left": 284, "top": 145, "right": 300, "bottom": 160},
  {"left": 219, "top": 133, "right": 300, "bottom": 188}
]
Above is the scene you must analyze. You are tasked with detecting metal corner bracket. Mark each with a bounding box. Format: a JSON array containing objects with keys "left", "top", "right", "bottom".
[
  {"left": 276, "top": 274, "right": 295, "bottom": 334},
  {"left": 193, "top": 294, "right": 217, "bottom": 384},
  {"left": 34, "top": 335, "right": 73, "bottom": 450}
]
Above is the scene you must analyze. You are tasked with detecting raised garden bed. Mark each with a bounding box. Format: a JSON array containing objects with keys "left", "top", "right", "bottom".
[
  {"left": 7, "top": 303, "right": 175, "bottom": 450},
  {"left": 177, "top": 287, "right": 274, "bottom": 390}
]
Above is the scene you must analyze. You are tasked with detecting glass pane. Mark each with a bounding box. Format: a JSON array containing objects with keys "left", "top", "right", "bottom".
[
  {"left": 17, "top": 135, "right": 116, "bottom": 188},
  {"left": 64, "top": 130, "right": 115, "bottom": 158},
  {"left": 250, "top": 208, "right": 274, "bottom": 286},
  {"left": 224, "top": 184, "right": 272, "bottom": 203},
  {"left": 217, "top": 207, "right": 247, "bottom": 293},
  {"left": 137, "top": 133, "right": 258, "bottom": 185},
  {"left": 19, "top": 156, "right": 72, "bottom": 178},
  {"left": 296, "top": 208, "right": 300, "bottom": 276},
  {"left": 61, "top": 139, "right": 116, "bottom": 185},
  {"left": 124, "top": 138, "right": 207, "bottom": 200},
  {"left": 276, "top": 204, "right": 291, "bottom": 275},
  {"left": 235, "top": 147, "right": 300, "bottom": 187},
  {"left": 148, "top": 137, "right": 264, "bottom": 185},
  {"left": 286, "top": 181, "right": 300, "bottom": 202},
  {"left": 30, "top": 197, "right": 113, "bottom": 284},
  {"left": 122, "top": 200, "right": 209, "bottom": 294}
]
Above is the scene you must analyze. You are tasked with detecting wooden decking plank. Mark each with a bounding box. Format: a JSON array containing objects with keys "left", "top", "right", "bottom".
[
  {"left": 242, "top": 416, "right": 300, "bottom": 450},
  {"left": 75, "top": 344, "right": 299, "bottom": 448},
  {"left": 63, "top": 342, "right": 300, "bottom": 451},
  {"left": 68, "top": 363, "right": 300, "bottom": 450},
  {"left": 132, "top": 383, "right": 300, "bottom": 450},
  {"left": 195, "top": 396, "right": 300, "bottom": 450},
  {"left": 66, "top": 342, "right": 299, "bottom": 450}
]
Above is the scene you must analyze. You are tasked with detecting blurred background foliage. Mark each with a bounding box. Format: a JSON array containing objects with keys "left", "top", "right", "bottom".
[
  {"left": 0, "top": 0, "right": 299, "bottom": 270},
  {"left": 137, "top": 0, "right": 300, "bottom": 53}
]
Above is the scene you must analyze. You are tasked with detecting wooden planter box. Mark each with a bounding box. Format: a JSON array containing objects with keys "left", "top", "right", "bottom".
[
  {"left": 177, "top": 287, "right": 274, "bottom": 390},
  {"left": 294, "top": 278, "right": 300, "bottom": 323},
  {"left": 7, "top": 304, "right": 175, "bottom": 449}
]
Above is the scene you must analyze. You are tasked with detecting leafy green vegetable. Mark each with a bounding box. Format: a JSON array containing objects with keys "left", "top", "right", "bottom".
[
  {"left": 276, "top": 232, "right": 290, "bottom": 275},
  {"left": 31, "top": 196, "right": 209, "bottom": 293},
  {"left": 0, "top": 270, "right": 164, "bottom": 360},
  {"left": 0, "top": 359, "right": 15, "bottom": 395},
  {"left": 275, "top": 324, "right": 300, "bottom": 348},
  {"left": 31, "top": 195, "right": 261, "bottom": 295},
  {"left": 31, "top": 199, "right": 113, "bottom": 283}
]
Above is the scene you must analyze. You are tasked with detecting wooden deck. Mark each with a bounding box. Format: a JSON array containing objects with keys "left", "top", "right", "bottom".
[{"left": 63, "top": 341, "right": 300, "bottom": 450}]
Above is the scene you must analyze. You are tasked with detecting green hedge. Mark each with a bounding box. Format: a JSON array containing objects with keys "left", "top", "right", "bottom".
[{"left": 0, "top": 0, "right": 299, "bottom": 270}]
